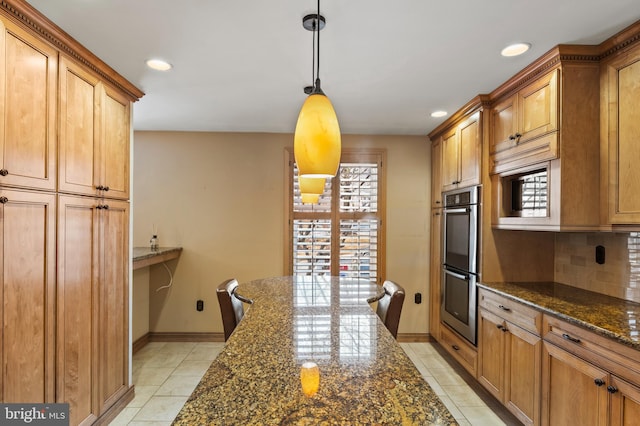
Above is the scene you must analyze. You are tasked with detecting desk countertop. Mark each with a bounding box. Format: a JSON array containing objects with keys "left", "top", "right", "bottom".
[
  {"left": 132, "top": 246, "right": 182, "bottom": 270},
  {"left": 173, "top": 276, "right": 457, "bottom": 425}
]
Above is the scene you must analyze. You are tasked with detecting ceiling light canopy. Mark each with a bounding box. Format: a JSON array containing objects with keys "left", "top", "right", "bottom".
[
  {"left": 501, "top": 42, "right": 531, "bottom": 57},
  {"left": 431, "top": 110, "right": 448, "bottom": 118},
  {"left": 146, "top": 58, "right": 172, "bottom": 71},
  {"left": 294, "top": 0, "right": 341, "bottom": 180}
]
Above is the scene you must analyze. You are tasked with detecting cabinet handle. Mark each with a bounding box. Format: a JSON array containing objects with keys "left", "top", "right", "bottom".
[
  {"left": 496, "top": 324, "right": 504, "bottom": 330},
  {"left": 435, "top": 200, "right": 441, "bottom": 204},
  {"left": 452, "top": 345, "right": 460, "bottom": 351},
  {"left": 607, "top": 385, "right": 618, "bottom": 394},
  {"left": 594, "top": 378, "right": 605, "bottom": 387},
  {"left": 562, "top": 333, "right": 581, "bottom": 344},
  {"left": 515, "top": 133, "right": 522, "bottom": 138},
  {"left": 103, "top": 186, "right": 110, "bottom": 192},
  {"left": 498, "top": 304, "right": 511, "bottom": 312},
  {"left": 0, "top": 196, "right": 8, "bottom": 204},
  {"left": 96, "top": 185, "right": 104, "bottom": 190},
  {"left": 509, "top": 134, "right": 516, "bottom": 140},
  {"left": 434, "top": 212, "right": 441, "bottom": 216},
  {"left": 0, "top": 169, "right": 8, "bottom": 176}
]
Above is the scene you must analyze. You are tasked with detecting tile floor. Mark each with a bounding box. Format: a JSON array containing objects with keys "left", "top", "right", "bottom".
[{"left": 110, "top": 341, "right": 521, "bottom": 425}]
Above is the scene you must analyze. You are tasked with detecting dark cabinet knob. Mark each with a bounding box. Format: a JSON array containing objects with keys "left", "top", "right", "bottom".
[
  {"left": 0, "top": 169, "right": 8, "bottom": 176},
  {"left": 594, "top": 378, "right": 605, "bottom": 387},
  {"left": 515, "top": 133, "right": 522, "bottom": 138},
  {"left": 496, "top": 324, "right": 504, "bottom": 330},
  {"left": 509, "top": 134, "right": 516, "bottom": 140},
  {"left": 103, "top": 186, "right": 110, "bottom": 192},
  {"left": 96, "top": 185, "right": 104, "bottom": 190},
  {"left": 0, "top": 196, "right": 8, "bottom": 204},
  {"left": 451, "top": 345, "right": 460, "bottom": 351},
  {"left": 607, "top": 385, "right": 618, "bottom": 394}
]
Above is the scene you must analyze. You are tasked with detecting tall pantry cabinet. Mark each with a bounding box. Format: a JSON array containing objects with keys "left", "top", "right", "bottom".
[{"left": 0, "top": 1, "right": 143, "bottom": 425}]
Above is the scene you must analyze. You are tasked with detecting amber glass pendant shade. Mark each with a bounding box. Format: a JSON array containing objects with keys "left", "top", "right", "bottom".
[
  {"left": 300, "top": 193, "right": 320, "bottom": 204},
  {"left": 294, "top": 93, "right": 341, "bottom": 178},
  {"left": 299, "top": 176, "right": 326, "bottom": 195}
]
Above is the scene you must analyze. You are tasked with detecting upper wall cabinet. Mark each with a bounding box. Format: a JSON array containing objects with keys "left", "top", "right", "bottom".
[
  {"left": 490, "top": 69, "right": 558, "bottom": 174},
  {"left": 490, "top": 49, "right": 602, "bottom": 231},
  {"left": 58, "top": 56, "right": 130, "bottom": 200},
  {"left": 0, "top": 18, "right": 57, "bottom": 192},
  {"left": 431, "top": 138, "right": 442, "bottom": 208},
  {"left": 601, "top": 28, "right": 640, "bottom": 225},
  {"left": 429, "top": 96, "right": 489, "bottom": 194}
]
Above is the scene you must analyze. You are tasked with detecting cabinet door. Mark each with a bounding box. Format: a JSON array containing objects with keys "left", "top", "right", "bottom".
[
  {"left": 505, "top": 323, "right": 541, "bottom": 426},
  {"left": 0, "top": 189, "right": 55, "bottom": 402},
  {"left": 491, "top": 95, "right": 516, "bottom": 155},
  {"left": 98, "top": 199, "right": 130, "bottom": 412},
  {"left": 609, "top": 375, "right": 640, "bottom": 426},
  {"left": 605, "top": 48, "right": 640, "bottom": 223},
  {"left": 57, "top": 195, "right": 99, "bottom": 425},
  {"left": 518, "top": 69, "right": 558, "bottom": 144},
  {"left": 457, "top": 112, "right": 481, "bottom": 188},
  {"left": 428, "top": 209, "right": 442, "bottom": 339},
  {"left": 478, "top": 309, "right": 505, "bottom": 401},
  {"left": 542, "top": 342, "right": 608, "bottom": 426},
  {"left": 0, "top": 18, "right": 57, "bottom": 191},
  {"left": 441, "top": 128, "right": 459, "bottom": 192},
  {"left": 58, "top": 55, "right": 101, "bottom": 197},
  {"left": 101, "top": 85, "right": 130, "bottom": 200},
  {"left": 431, "top": 139, "right": 442, "bottom": 208}
]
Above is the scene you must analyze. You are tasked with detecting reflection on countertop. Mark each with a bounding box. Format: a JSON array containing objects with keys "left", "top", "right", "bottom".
[{"left": 478, "top": 281, "right": 640, "bottom": 350}]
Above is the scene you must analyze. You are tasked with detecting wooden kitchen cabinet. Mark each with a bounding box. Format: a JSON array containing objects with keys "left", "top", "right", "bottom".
[
  {"left": 0, "top": 17, "right": 57, "bottom": 192},
  {"left": 478, "top": 289, "right": 542, "bottom": 426},
  {"left": 601, "top": 40, "right": 640, "bottom": 225},
  {"left": 0, "top": 188, "right": 56, "bottom": 403},
  {"left": 439, "top": 323, "right": 477, "bottom": 377},
  {"left": 542, "top": 314, "right": 640, "bottom": 426},
  {"left": 58, "top": 195, "right": 129, "bottom": 424},
  {"left": 59, "top": 55, "right": 131, "bottom": 200},
  {"left": 490, "top": 69, "right": 559, "bottom": 174},
  {"left": 542, "top": 341, "right": 608, "bottom": 426},
  {"left": 441, "top": 111, "right": 481, "bottom": 192},
  {"left": 431, "top": 138, "right": 442, "bottom": 208},
  {"left": 428, "top": 208, "right": 442, "bottom": 340}
]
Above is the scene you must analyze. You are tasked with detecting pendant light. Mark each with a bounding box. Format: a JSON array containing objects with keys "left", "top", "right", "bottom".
[
  {"left": 299, "top": 176, "right": 326, "bottom": 205},
  {"left": 294, "top": 0, "right": 341, "bottom": 179}
]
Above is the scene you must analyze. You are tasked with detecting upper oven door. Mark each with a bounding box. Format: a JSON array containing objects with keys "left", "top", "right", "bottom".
[{"left": 443, "top": 203, "right": 478, "bottom": 274}]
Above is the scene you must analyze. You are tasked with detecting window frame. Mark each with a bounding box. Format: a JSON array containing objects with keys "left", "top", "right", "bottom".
[{"left": 284, "top": 148, "right": 387, "bottom": 284}]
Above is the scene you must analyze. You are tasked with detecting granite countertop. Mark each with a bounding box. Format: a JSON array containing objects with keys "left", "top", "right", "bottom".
[
  {"left": 477, "top": 281, "right": 640, "bottom": 351},
  {"left": 173, "top": 276, "right": 457, "bottom": 425}
]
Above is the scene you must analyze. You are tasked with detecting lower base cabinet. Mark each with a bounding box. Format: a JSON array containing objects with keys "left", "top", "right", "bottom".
[{"left": 478, "top": 308, "right": 541, "bottom": 426}]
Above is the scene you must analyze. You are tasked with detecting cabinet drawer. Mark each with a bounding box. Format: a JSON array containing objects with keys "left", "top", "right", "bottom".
[
  {"left": 479, "top": 288, "right": 541, "bottom": 336},
  {"left": 543, "top": 315, "right": 640, "bottom": 386},
  {"left": 439, "top": 323, "right": 478, "bottom": 377}
]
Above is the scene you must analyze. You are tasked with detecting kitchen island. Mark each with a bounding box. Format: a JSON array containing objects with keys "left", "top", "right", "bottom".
[{"left": 172, "top": 276, "right": 457, "bottom": 425}]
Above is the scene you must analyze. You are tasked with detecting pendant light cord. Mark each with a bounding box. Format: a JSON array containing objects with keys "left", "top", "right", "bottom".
[
  {"left": 316, "top": 0, "right": 321, "bottom": 83},
  {"left": 311, "top": 17, "right": 316, "bottom": 86}
]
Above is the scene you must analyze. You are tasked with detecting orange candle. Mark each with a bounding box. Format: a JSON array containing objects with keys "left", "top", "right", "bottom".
[{"left": 300, "top": 362, "right": 320, "bottom": 397}]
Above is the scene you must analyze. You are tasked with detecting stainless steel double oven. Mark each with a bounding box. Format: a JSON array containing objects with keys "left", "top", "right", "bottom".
[{"left": 440, "top": 185, "right": 481, "bottom": 345}]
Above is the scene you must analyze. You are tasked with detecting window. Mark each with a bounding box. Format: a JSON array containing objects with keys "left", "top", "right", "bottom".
[{"left": 286, "top": 149, "right": 386, "bottom": 284}]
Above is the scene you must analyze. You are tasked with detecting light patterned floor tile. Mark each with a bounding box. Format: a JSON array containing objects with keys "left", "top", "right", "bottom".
[
  {"left": 155, "top": 375, "right": 202, "bottom": 396},
  {"left": 458, "top": 405, "right": 509, "bottom": 426},
  {"left": 442, "top": 385, "right": 486, "bottom": 407},
  {"left": 171, "top": 360, "right": 212, "bottom": 377},
  {"left": 132, "top": 396, "right": 189, "bottom": 422},
  {"left": 132, "top": 367, "right": 174, "bottom": 386},
  {"left": 109, "top": 407, "right": 140, "bottom": 425},
  {"left": 127, "top": 385, "right": 160, "bottom": 408}
]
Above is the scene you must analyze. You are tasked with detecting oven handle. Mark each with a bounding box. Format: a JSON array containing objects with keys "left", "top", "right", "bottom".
[
  {"left": 443, "top": 268, "right": 469, "bottom": 281},
  {"left": 444, "top": 207, "right": 471, "bottom": 214}
]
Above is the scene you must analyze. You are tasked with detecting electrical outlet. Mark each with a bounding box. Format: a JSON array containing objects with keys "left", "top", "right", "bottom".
[
  {"left": 414, "top": 293, "right": 422, "bottom": 304},
  {"left": 196, "top": 300, "right": 204, "bottom": 311}
]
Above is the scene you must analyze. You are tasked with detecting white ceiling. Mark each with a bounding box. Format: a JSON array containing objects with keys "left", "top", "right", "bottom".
[{"left": 26, "top": 0, "right": 640, "bottom": 136}]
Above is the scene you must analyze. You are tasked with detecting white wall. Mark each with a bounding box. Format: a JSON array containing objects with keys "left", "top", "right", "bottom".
[{"left": 132, "top": 131, "right": 431, "bottom": 337}]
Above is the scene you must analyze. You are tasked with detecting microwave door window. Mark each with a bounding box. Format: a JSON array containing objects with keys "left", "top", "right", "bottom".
[{"left": 445, "top": 212, "right": 470, "bottom": 271}]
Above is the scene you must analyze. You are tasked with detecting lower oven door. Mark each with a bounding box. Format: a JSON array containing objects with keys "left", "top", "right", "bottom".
[{"left": 440, "top": 267, "right": 477, "bottom": 345}]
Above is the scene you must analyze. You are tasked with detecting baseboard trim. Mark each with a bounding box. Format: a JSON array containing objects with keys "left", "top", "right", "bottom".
[
  {"left": 95, "top": 385, "right": 135, "bottom": 426},
  {"left": 397, "top": 333, "right": 433, "bottom": 343},
  {"left": 133, "top": 332, "right": 225, "bottom": 353}
]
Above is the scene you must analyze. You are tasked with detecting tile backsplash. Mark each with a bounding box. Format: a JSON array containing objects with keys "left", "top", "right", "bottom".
[{"left": 555, "top": 232, "right": 640, "bottom": 303}]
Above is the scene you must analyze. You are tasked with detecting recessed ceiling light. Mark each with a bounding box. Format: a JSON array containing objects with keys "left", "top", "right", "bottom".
[
  {"left": 146, "top": 59, "right": 172, "bottom": 71},
  {"left": 431, "top": 110, "right": 447, "bottom": 118},
  {"left": 501, "top": 43, "right": 531, "bottom": 57}
]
